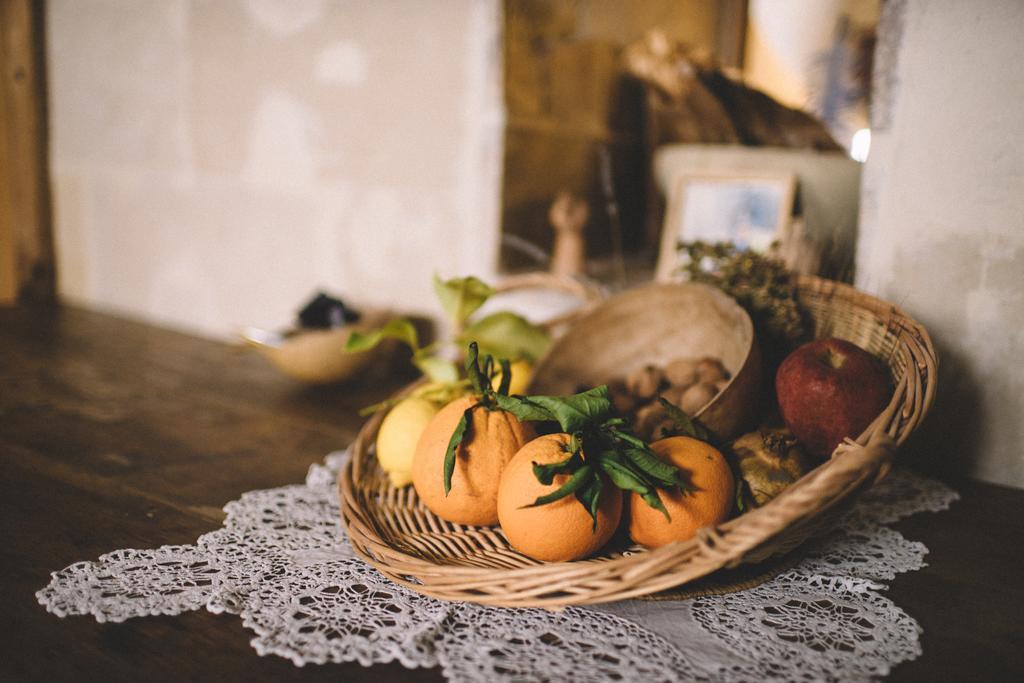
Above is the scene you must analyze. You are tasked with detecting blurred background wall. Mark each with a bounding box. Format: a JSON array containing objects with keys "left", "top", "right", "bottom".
[
  {"left": 744, "top": 0, "right": 878, "bottom": 149},
  {"left": 500, "top": 0, "right": 742, "bottom": 270},
  {"left": 856, "top": 0, "right": 1024, "bottom": 487},
  {"left": 36, "top": 0, "right": 1024, "bottom": 487},
  {"left": 47, "top": 0, "right": 504, "bottom": 337}
]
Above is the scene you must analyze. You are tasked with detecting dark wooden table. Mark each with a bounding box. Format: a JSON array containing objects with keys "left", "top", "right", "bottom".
[{"left": 2, "top": 305, "right": 1022, "bottom": 681}]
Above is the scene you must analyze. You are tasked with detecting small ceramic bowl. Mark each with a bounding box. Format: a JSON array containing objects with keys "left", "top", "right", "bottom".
[
  {"left": 527, "top": 282, "right": 762, "bottom": 441},
  {"left": 240, "top": 309, "right": 395, "bottom": 384}
]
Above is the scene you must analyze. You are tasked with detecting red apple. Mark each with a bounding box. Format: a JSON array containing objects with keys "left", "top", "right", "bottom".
[{"left": 775, "top": 338, "right": 891, "bottom": 459}]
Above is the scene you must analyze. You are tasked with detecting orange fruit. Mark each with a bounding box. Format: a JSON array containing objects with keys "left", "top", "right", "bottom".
[
  {"left": 497, "top": 434, "right": 622, "bottom": 562},
  {"left": 628, "top": 436, "right": 734, "bottom": 548},
  {"left": 412, "top": 396, "right": 534, "bottom": 526}
]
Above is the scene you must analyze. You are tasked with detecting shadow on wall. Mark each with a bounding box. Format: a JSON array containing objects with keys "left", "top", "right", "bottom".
[{"left": 899, "top": 340, "right": 982, "bottom": 483}]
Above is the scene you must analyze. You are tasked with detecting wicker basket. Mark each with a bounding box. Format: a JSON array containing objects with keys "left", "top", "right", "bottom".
[{"left": 339, "top": 275, "right": 937, "bottom": 607}]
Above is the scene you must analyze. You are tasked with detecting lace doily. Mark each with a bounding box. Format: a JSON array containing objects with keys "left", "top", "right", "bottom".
[{"left": 37, "top": 449, "right": 956, "bottom": 681}]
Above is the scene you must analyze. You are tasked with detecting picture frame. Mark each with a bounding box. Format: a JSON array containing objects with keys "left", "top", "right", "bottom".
[{"left": 655, "top": 171, "right": 797, "bottom": 281}]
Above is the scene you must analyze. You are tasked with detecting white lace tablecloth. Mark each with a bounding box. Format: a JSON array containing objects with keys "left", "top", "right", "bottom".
[{"left": 37, "top": 449, "right": 957, "bottom": 681}]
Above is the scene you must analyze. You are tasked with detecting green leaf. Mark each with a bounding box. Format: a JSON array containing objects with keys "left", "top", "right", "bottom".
[
  {"left": 459, "top": 311, "right": 550, "bottom": 362},
  {"left": 357, "top": 396, "right": 402, "bottom": 417},
  {"left": 524, "top": 465, "right": 594, "bottom": 508},
  {"left": 621, "top": 446, "right": 677, "bottom": 485},
  {"left": 359, "top": 377, "right": 465, "bottom": 416},
  {"left": 608, "top": 428, "right": 648, "bottom": 450},
  {"left": 735, "top": 477, "right": 748, "bottom": 513},
  {"left": 525, "top": 386, "right": 613, "bottom": 434},
  {"left": 623, "top": 446, "right": 695, "bottom": 493},
  {"left": 443, "top": 406, "right": 475, "bottom": 495},
  {"left": 412, "top": 355, "right": 459, "bottom": 384},
  {"left": 482, "top": 355, "right": 494, "bottom": 388},
  {"left": 598, "top": 453, "right": 670, "bottom": 521},
  {"left": 433, "top": 274, "right": 495, "bottom": 325},
  {"left": 531, "top": 451, "right": 582, "bottom": 485},
  {"left": 411, "top": 379, "right": 471, "bottom": 403},
  {"left": 345, "top": 318, "right": 419, "bottom": 353},
  {"left": 658, "top": 397, "right": 712, "bottom": 441},
  {"left": 464, "top": 342, "right": 488, "bottom": 395},
  {"left": 497, "top": 358, "right": 512, "bottom": 396},
  {"left": 575, "top": 474, "right": 604, "bottom": 532},
  {"left": 597, "top": 451, "right": 648, "bottom": 490},
  {"left": 492, "top": 394, "right": 556, "bottom": 422},
  {"left": 638, "top": 489, "right": 670, "bottom": 520}
]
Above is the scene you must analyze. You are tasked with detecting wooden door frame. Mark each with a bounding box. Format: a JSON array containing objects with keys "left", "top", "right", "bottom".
[{"left": 1, "top": 0, "right": 54, "bottom": 305}]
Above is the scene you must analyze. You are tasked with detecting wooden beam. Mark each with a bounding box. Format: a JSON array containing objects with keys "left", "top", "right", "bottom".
[
  {"left": 0, "top": 0, "right": 54, "bottom": 305},
  {"left": 715, "top": 0, "right": 749, "bottom": 72}
]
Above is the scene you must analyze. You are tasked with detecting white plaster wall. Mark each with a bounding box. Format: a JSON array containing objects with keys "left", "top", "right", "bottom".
[
  {"left": 857, "top": 0, "right": 1024, "bottom": 487},
  {"left": 744, "top": 0, "right": 879, "bottom": 146},
  {"left": 47, "top": 0, "right": 504, "bottom": 338},
  {"left": 745, "top": 0, "right": 849, "bottom": 108},
  {"left": 744, "top": 0, "right": 882, "bottom": 100}
]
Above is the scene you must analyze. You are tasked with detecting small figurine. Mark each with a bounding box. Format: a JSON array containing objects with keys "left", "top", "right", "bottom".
[{"left": 548, "top": 191, "right": 589, "bottom": 277}]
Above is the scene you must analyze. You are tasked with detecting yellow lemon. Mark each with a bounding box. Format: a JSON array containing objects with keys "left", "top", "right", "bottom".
[
  {"left": 376, "top": 397, "right": 440, "bottom": 487},
  {"left": 490, "top": 359, "right": 533, "bottom": 396},
  {"left": 411, "top": 380, "right": 470, "bottom": 406}
]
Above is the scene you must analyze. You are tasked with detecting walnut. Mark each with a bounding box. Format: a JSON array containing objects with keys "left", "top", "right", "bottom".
[
  {"left": 664, "top": 357, "right": 699, "bottom": 388},
  {"left": 695, "top": 357, "right": 728, "bottom": 384},
  {"left": 625, "top": 365, "right": 665, "bottom": 402},
  {"left": 659, "top": 384, "right": 687, "bottom": 407},
  {"left": 607, "top": 378, "right": 636, "bottom": 414},
  {"left": 634, "top": 402, "right": 669, "bottom": 440},
  {"left": 680, "top": 382, "right": 718, "bottom": 415}
]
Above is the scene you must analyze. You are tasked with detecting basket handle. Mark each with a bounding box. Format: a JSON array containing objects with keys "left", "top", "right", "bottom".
[
  {"left": 697, "top": 430, "right": 897, "bottom": 566},
  {"left": 831, "top": 429, "right": 897, "bottom": 485}
]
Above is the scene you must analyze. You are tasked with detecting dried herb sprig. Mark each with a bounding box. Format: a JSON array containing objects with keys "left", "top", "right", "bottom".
[{"left": 676, "top": 241, "right": 809, "bottom": 370}]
